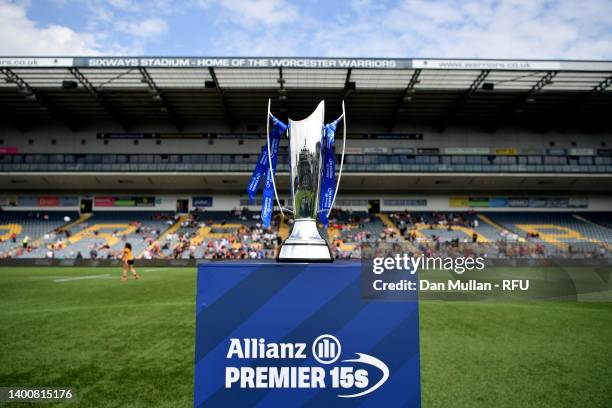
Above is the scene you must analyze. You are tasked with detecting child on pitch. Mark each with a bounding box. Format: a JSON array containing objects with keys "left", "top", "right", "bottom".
[{"left": 121, "top": 242, "right": 140, "bottom": 283}]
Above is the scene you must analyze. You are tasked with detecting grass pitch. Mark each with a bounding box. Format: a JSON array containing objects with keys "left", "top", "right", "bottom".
[{"left": 0, "top": 267, "right": 611, "bottom": 407}]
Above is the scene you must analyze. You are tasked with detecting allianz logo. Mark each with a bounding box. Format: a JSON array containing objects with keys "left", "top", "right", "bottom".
[{"left": 226, "top": 335, "right": 341, "bottom": 363}]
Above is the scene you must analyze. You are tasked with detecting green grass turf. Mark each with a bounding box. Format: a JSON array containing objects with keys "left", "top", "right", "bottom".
[{"left": 0, "top": 267, "right": 611, "bottom": 407}]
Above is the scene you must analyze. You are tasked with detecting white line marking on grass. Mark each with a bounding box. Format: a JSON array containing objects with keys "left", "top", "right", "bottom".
[
  {"left": 2, "top": 302, "right": 196, "bottom": 316},
  {"left": 54, "top": 274, "right": 111, "bottom": 283},
  {"left": 142, "top": 268, "right": 170, "bottom": 273}
]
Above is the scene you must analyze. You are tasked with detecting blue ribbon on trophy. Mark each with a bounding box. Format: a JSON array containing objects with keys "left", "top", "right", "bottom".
[
  {"left": 319, "top": 119, "right": 339, "bottom": 227},
  {"left": 247, "top": 114, "right": 287, "bottom": 227}
]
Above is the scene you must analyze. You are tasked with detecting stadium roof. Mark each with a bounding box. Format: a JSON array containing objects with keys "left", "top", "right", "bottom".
[{"left": 0, "top": 57, "right": 611, "bottom": 132}]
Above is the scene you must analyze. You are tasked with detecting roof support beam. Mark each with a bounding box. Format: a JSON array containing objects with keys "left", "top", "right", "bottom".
[
  {"left": 69, "top": 67, "right": 130, "bottom": 131},
  {"left": 277, "top": 67, "right": 287, "bottom": 117},
  {"left": 138, "top": 68, "right": 182, "bottom": 131},
  {"left": 438, "top": 69, "right": 490, "bottom": 132},
  {"left": 388, "top": 69, "right": 421, "bottom": 133},
  {"left": 342, "top": 68, "right": 354, "bottom": 100},
  {"left": 489, "top": 70, "right": 557, "bottom": 133},
  {"left": 1, "top": 68, "right": 80, "bottom": 131},
  {"left": 208, "top": 67, "right": 234, "bottom": 131},
  {"left": 591, "top": 75, "right": 612, "bottom": 93}
]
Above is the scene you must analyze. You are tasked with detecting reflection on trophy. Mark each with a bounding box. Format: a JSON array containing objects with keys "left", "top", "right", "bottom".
[
  {"left": 267, "top": 100, "right": 346, "bottom": 262},
  {"left": 296, "top": 146, "right": 315, "bottom": 216}
]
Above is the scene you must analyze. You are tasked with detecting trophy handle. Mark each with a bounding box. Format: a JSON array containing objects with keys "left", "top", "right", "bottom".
[
  {"left": 325, "top": 100, "right": 347, "bottom": 216},
  {"left": 266, "top": 99, "right": 292, "bottom": 217}
]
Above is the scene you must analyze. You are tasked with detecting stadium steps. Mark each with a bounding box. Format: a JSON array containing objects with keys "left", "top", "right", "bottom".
[
  {"left": 378, "top": 213, "right": 401, "bottom": 235},
  {"left": 477, "top": 214, "right": 510, "bottom": 234},
  {"left": 579, "top": 213, "right": 612, "bottom": 230},
  {"left": 324, "top": 212, "right": 379, "bottom": 253},
  {"left": 571, "top": 215, "right": 612, "bottom": 251},
  {"left": 138, "top": 214, "right": 187, "bottom": 259},
  {"left": 63, "top": 213, "right": 93, "bottom": 230},
  {"left": 413, "top": 223, "right": 490, "bottom": 243},
  {"left": 378, "top": 213, "right": 421, "bottom": 253},
  {"left": 485, "top": 214, "right": 529, "bottom": 238},
  {"left": 191, "top": 223, "right": 244, "bottom": 245},
  {"left": 573, "top": 214, "right": 611, "bottom": 231},
  {"left": 327, "top": 228, "right": 358, "bottom": 253},
  {"left": 164, "top": 229, "right": 195, "bottom": 259}
]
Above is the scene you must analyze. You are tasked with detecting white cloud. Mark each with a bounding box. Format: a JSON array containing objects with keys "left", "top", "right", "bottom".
[
  {"left": 196, "top": 0, "right": 299, "bottom": 27},
  {"left": 84, "top": 3, "right": 114, "bottom": 31},
  {"left": 194, "top": 0, "right": 305, "bottom": 56},
  {"left": 209, "top": 28, "right": 306, "bottom": 56},
  {"left": 103, "top": 0, "right": 180, "bottom": 14},
  {"left": 0, "top": 0, "right": 172, "bottom": 55},
  {"left": 1, "top": 0, "right": 610, "bottom": 59},
  {"left": 106, "top": 0, "right": 140, "bottom": 12},
  {"left": 115, "top": 17, "right": 168, "bottom": 39},
  {"left": 205, "top": 0, "right": 612, "bottom": 59},
  {"left": 0, "top": 0, "right": 102, "bottom": 55},
  {"left": 328, "top": 0, "right": 612, "bottom": 59}
]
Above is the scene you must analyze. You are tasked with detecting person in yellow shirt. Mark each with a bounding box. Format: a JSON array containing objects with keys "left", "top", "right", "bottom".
[{"left": 121, "top": 243, "right": 140, "bottom": 283}]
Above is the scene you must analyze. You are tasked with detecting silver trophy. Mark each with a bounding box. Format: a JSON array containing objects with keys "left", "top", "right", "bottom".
[{"left": 266, "top": 100, "right": 346, "bottom": 262}]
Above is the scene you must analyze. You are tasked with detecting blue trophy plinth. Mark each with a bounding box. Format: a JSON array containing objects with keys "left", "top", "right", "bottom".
[{"left": 194, "top": 261, "right": 421, "bottom": 408}]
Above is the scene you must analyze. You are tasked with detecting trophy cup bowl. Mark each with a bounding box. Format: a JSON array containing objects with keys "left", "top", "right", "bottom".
[{"left": 277, "top": 101, "right": 333, "bottom": 262}]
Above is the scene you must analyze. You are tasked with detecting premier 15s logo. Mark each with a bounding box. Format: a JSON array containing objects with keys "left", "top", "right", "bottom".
[{"left": 225, "top": 334, "right": 389, "bottom": 398}]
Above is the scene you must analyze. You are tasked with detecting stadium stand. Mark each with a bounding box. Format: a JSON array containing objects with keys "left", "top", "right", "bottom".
[
  {"left": 0, "top": 58, "right": 610, "bottom": 262},
  {"left": 2, "top": 208, "right": 610, "bottom": 260}
]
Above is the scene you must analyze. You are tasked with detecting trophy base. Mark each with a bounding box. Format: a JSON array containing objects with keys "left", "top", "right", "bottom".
[
  {"left": 277, "top": 219, "right": 333, "bottom": 262},
  {"left": 277, "top": 243, "right": 333, "bottom": 262}
]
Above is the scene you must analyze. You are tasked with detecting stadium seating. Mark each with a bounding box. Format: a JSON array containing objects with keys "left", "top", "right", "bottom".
[
  {"left": 0, "top": 211, "right": 79, "bottom": 257},
  {"left": 485, "top": 212, "right": 611, "bottom": 257},
  {"left": 41, "top": 211, "right": 175, "bottom": 260},
  {"left": 487, "top": 212, "right": 612, "bottom": 243},
  {"left": 328, "top": 211, "right": 386, "bottom": 242},
  {"left": 153, "top": 209, "right": 280, "bottom": 260},
  {"left": 383, "top": 211, "right": 612, "bottom": 258},
  {"left": 1, "top": 209, "right": 611, "bottom": 259},
  {"left": 580, "top": 213, "right": 612, "bottom": 230},
  {"left": 385, "top": 211, "right": 495, "bottom": 241}
]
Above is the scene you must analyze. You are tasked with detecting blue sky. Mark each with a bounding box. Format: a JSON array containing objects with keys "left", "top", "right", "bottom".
[{"left": 0, "top": 0, "right": 611, "bottom": 58}]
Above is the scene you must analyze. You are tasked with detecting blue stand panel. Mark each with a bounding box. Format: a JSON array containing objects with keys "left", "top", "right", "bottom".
[{"left": 194, "top": 261, "right": 421, "bottom": 408}]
